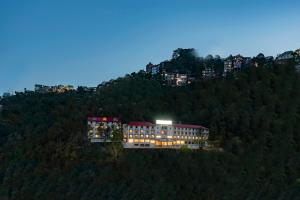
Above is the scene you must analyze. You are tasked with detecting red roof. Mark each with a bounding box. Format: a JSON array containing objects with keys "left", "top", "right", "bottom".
[
  {"left": 128, "top": 122, "right": 154, "bottom": 126},
  {"left": 87, "top": 116, "right": 119, "bottom": 122},
  {"left": 174, "top": 124, "right": 208, "bottom": 129}
]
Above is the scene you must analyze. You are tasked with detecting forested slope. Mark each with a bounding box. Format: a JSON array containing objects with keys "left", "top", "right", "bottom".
[{"left": 1, "top": 62, "right": 300, "bottom": 199}]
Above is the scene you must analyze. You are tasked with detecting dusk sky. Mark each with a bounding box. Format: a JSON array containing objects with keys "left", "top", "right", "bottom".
[{"left": 1, "top": 0, "right": 300, "bottom": 94}]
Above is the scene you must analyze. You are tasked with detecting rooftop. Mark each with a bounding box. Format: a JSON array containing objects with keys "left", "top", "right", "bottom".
[
  {"left": 87, "top": 116, "right": 119, "bottom": 122},
  {"left": 128, "top": 122, "right": 154, "bottom": 126},
  {"left": 174, "top": 124, "right": 208, "bottom": 129}
]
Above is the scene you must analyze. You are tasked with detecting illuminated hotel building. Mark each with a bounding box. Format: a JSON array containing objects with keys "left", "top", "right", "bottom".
[
  {"left": 123, "top": 120, "right": 209, "bottom": 149},
  {"left": 87, "top": 117, "right": 121, "bottom": 142}
]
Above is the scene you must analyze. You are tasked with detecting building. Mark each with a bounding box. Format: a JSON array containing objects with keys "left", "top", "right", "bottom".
[
  {"left": 276, "top": 51, "right": 294, "bottom": 61},
  {"left": 51, "top": 85, "right": 74, "bottom": 93},
  {"left": 163, "top": 73, "right": 191, "bottom": 86},
  {"left": 35, "top": 84, "right": 49, "bottom": 93},
  {"left": 233, "top": 55, "right": 244, "bottom": 70},
  {"left": 202, "top": 66, "right": 215, "bottom": 79},
  {"left": 123, "top": 120, "right": 209, "bottom": 149},
  {"left": 223, "top": 59, "right": 233, "bottom": 76},
  {"left": 87, "top": 117, "right": 121, "bottom": 142},
  {"left": 223, "top": 55, "right": 245, "bottom": 76},
  {"left": 295, "top": 49, "right": 300, "bottom": 57},
  {"left": 35, "top": 84, "right": 74, "bottom": 93},
  {"left": 146, "top": 63, "right": 160, "bottom": 75}
]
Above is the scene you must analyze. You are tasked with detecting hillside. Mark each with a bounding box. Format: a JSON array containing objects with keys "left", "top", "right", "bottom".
[{"left": 1, "top": 59, "right": 300, "bottom": 199}]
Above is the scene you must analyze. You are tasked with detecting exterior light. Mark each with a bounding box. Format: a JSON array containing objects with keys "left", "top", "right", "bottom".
[{"left": 156, "top": 120, "right": 172, "bottom": 125}]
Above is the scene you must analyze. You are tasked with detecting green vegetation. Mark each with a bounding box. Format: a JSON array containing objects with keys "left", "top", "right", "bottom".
[{"left": 1, "top": 56, "right": 300, "bottom": 199}]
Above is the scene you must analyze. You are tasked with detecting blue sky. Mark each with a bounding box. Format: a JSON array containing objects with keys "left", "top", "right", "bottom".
[{"left": 1, "top": 0, "right": 300, "bottom": 94}]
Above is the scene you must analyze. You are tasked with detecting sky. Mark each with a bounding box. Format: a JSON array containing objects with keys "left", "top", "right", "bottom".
[{"left": 1, "top": 0, "right": 300, "bottom": 94}]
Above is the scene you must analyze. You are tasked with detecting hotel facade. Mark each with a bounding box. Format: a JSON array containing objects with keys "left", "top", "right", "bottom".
[
  {"left": 123, "top": 120, "right": 209, "bottom": 149},
  {"left": 87, "top": 117, "right": 121, "bottom": 142}
]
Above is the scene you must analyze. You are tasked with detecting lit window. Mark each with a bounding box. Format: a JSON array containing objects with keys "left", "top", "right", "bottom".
[
  {"left": 145, "top": 134, "right": 149, "bottom": 138},
  {"left": 156, "top": 135, "right": 161, "bottom": 138},
  {"left": 129, "top": 130, "right": 133, "bottom": 133},
  {"left": 128, "top": 139, "right": 133, "bottom": 143},
  {"left": 129, "top": 134, "right": 133, "bottom": 138},
  {"left": 140, "top": 134, "right": 144, "bottom": 138},
  {"left": 167, "top": 135, "right": 172, "bottom": 139}
]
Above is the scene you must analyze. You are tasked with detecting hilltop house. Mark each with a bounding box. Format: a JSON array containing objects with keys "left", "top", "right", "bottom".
[
  {"left": 276, "top": 51, "right": 294, "bottom": 61},
  {"left": 123, "top": 120, "right": 209, "bottom": 149},
  {"left": 146, "top": 62, "right": 160, "bottom": 75},
  {"left": 35, "top": 84, "right": 74, "bottom": 93},
  {"left": 202, "top": 66, "right": 216, "bottom": 79},
  {"left": 223, "top": 58, "right": 233, "bottom": 77},
  {"left": 223, "top": 55, "right": 246, "bottom": 76}
]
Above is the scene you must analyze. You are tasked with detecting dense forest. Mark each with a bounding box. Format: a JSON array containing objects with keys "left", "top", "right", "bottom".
[{"left": 1, "top": 53, "right": 300, "bottom": 199}]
